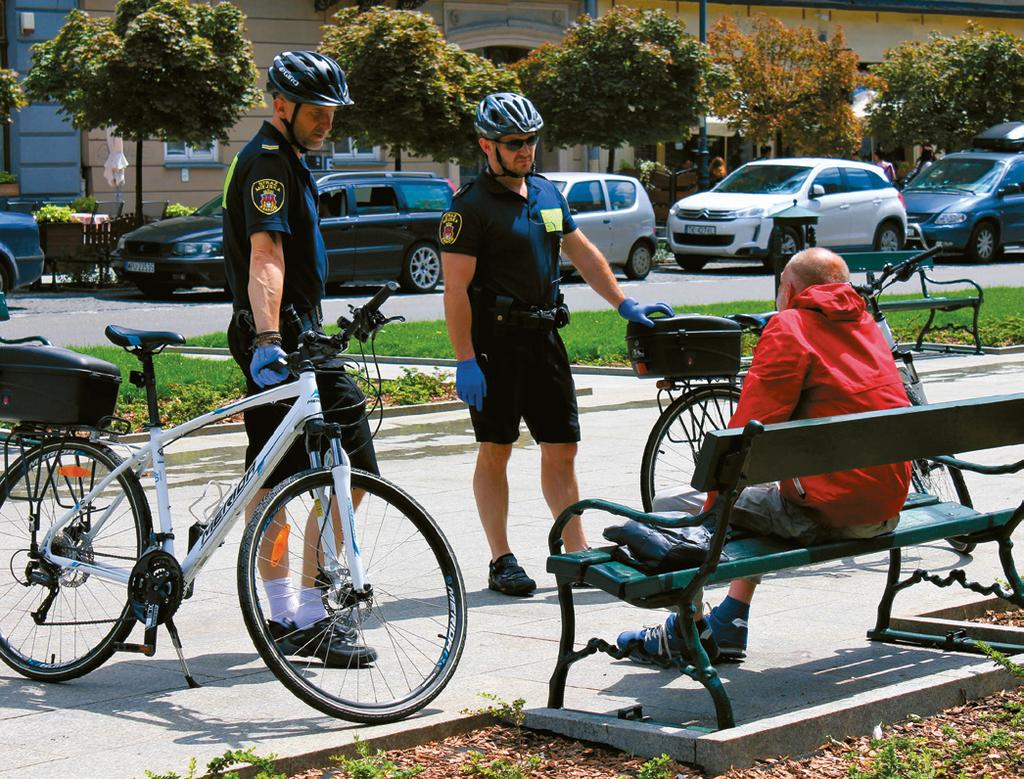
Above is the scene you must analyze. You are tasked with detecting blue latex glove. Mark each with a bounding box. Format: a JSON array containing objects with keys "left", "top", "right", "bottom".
[
  {"left": 617, "top": 298, "right": 674, "bottom": 328},
  {"left": 456, "top": 357, "right": 487, "bottom": 412},
  {"left": 250, "top": 344, "right": 289, "bottom": 388}
]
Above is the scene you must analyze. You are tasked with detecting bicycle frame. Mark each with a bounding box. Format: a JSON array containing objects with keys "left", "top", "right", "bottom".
[{"left": 37, "top": 365, "right": 366, "bottom": 594}]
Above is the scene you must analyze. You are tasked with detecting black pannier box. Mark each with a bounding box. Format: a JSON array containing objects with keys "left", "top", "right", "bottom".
[
  {"left": 626, "top": 315, "right": 742, "bottom": 379},
  {"left": 0, "top": 344, "right": 121, "bottom": 426}
]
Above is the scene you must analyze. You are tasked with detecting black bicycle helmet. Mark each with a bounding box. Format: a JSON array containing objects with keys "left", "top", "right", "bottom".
[
  {"left": 267, "top": 51, "right": 353, "bottom": 107},
  {"left": 474, "top": 92, "right": 543, "bottom": 139}
]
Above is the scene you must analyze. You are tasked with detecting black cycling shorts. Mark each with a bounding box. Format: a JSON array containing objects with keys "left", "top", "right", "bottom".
[
  {"left": 227, "top": 318, "right": 379, "bottom": 488},
  {"left": 469, "top": 329, "right": 580, "bottom": 445}
]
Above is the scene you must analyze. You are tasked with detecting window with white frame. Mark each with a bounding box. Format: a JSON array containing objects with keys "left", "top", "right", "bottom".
[
  {"left": 331, "top": 136, "right": 380, "bottom": 162},
  {"left": 164, "top": 140, "right": 219, "bottom": 164}
]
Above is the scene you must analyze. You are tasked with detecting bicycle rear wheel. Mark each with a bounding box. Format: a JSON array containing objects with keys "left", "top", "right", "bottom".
[
  {"left": 238, "top": 467, "right": 467, "bottom": 723},
  {"left": 902, "top": 373, "right": 976, "bottom": 554},
  {"left": 640, "top": 383, "right": 742, "bottom": 512},
  {"left": 0, "top": 437, "right": 151, "bottom": 681}
]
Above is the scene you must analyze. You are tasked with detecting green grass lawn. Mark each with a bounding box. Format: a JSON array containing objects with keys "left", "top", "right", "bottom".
[{"left": 66, "top": 285, "right": 1024, "bottom": 430}]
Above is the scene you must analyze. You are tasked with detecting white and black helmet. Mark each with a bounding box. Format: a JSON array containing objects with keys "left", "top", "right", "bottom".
[{"left": 474, "top": 92, "right": 543, "bottom": 139}]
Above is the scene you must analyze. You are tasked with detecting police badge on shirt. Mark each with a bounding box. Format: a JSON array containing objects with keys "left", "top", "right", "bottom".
[{"left": 252, "top": 179, "right": 285, "bottom": 216}]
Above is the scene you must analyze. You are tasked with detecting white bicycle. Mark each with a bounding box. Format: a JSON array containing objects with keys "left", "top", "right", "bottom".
[{"left": 0, "top": 283, "right": 467, "bottom": 723}]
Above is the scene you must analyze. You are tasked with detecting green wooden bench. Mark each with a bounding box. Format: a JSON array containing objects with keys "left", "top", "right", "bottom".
[
  {"left": 546, "top": 393, "right": 1024, "bottom": 730},
  {"left": 843, "top": 250, "right": 983, "bottom": 352}
]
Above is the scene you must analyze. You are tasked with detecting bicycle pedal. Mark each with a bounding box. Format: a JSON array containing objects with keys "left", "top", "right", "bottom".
[{"left": 114, "top": 642, "right": 156, "bottom": 656}]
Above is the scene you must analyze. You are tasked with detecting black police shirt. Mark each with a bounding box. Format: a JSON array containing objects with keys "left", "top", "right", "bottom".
[
  {"left": 438, "top": 169, "right": 577, "bottom": 308},
  {"left": 223, "top": 121, "right": 327, "bottom": 313}
]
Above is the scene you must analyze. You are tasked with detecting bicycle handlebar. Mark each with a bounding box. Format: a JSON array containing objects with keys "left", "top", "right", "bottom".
[{"left": 852, "top": 245, "right": 942, "bottom": 300}]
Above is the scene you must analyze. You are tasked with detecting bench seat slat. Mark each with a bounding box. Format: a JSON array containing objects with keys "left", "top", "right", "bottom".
[
  {"left": 879, "top": 297, "right": 978, "bottom": 311},
  {"left": 568, "top": 504, "right": 1014, "bottom": 606}
]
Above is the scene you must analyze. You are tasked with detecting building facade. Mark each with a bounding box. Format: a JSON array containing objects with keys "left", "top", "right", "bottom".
[{"left": 14, "top": 0, "right": 1018, "bottom": 207}]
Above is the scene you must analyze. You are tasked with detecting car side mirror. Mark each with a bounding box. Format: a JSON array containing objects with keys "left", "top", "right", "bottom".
[
  {"left": 569, "top": 208, "right": 579, "bottom": 215},
  {"left": 810, "top": 184, "right": 825, "bottom": 198},
  {"left": 998, "top": 183, "right": 1021, "bottom": 196}
]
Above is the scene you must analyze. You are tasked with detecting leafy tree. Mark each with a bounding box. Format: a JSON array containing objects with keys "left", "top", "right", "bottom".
[
  {"left": 869, "top": 23, "right": 1024, "bottom": 151},
  {"left": 0, "top": 69, "right": 26, "bottom": 126},
  {"left": 709, "top": 15, "right": 863, "bottom": 157},
  {"left": 320, "top": 7, "right": 517, "bottom": 168},
  {"left": 516, "top": 7, "right": 712, "bottom": 172},
  {"left": 25, "top": 0, "right": 262, "bottom": 219}
]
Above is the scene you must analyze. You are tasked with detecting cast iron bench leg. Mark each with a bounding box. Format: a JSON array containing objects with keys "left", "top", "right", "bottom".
[
  {"left": 548, "top": 580, "right": 577, "bottom": 709},
  {"left": 677, "top": 609, "right": 735, "bottom": 729}
]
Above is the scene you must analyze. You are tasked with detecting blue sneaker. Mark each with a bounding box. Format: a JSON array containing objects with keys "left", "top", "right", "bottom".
[
  {"left": 616, "top": 612, "right": 720, "bottom": 666},
  {"left": 706, "top": 605, "right": 748, "bottom": 659}
]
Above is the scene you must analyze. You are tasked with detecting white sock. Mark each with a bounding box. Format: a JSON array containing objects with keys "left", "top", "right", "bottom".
[
  {"left": 264, "top": 577, "right": 296, "bottom": 624},
  {"left": 293, "top": 586, "right": 328, "bottom": 629}
]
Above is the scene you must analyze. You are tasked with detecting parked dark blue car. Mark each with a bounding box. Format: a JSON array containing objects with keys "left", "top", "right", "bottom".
[
  {"left": 904, "top": 123, "right": 1024, "bottom": 262},
  {"left": 0, "top": 211, "right": 43, "bottom": 292}
]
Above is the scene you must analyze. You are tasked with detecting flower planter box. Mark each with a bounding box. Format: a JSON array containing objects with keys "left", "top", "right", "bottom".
[
  {"left": 0, "top": 182, "right": 19, "bottom": 197},
  {"left": 39, "top": 222, "right": 84, "bottom": 258}
]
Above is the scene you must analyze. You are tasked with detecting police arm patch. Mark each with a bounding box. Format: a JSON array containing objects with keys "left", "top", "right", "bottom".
[
  {"left": 439, "top": 211, "right": 462, "bottom": 246},
  {"left": 251, "top": 178, "right": 285, "bottom": 216}
]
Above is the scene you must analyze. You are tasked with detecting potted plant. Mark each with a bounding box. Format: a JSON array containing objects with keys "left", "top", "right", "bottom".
[
  {"left": 35, "top": 204, "right": 84, "bottom": 258},
  {"left": 0, "top": 171, "right": 18, "bottom": 197}
]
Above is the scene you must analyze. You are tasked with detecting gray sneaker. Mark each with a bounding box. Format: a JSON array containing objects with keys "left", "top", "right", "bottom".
[{"left": 268, "top": 617, "right": 377, "bottom": 668}]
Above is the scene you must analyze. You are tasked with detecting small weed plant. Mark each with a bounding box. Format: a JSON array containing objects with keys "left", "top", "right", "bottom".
[
  {"left": 142, "top": 747, "right": 284, "bottom": 779},
  {"left": 633, "top": 753, "right": 674, "bottom": 779},
  {"left": 332, "top": 736, "right": 424, "bottom": 779},
  {"left": 462, "top": 751, "right": 541, "bottom": 778},
  {"left": 462, "top": 692, "right": 527, "bottom": 727}
]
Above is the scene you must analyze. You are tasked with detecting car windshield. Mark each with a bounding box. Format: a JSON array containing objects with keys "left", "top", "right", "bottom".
[
  {"left": 193, "top": 195, "right": 223, "bottom": 217},
  {"left": 715, "top": 164, "right": 813, "bottom": 194},
  {"left": 904, "top": 158, "right": 1003, "bottom": 194}
]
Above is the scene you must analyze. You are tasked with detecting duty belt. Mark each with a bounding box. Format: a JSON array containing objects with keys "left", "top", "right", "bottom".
[
  {"left": 471, "top": 287, "right": 569, "bottom": 333},
  {"left": 234, "top": 304, "right": 323, "bottom": 337}
]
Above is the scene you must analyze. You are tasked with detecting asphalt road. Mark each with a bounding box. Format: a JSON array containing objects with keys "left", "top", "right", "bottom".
[{"left": 4, "top": 254, "right": 1023, "bottom": 348}]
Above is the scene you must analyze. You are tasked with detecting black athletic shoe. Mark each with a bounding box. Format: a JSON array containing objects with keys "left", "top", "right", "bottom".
[
  {"left": 268, "top": 617, "right": 377, "bottom": 668},
  {"left": 488, "top": 553, "right": 537, "bottom": 596}
]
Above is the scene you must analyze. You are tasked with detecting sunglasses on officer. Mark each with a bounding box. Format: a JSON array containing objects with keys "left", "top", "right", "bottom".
[{"left": 494, "top": 135, "right": 540, "bottom": 151}]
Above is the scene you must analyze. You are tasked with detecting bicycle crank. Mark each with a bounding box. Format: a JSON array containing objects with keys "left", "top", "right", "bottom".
[{"left": 127, "top": 550, "right": 184, "bottom": 626}]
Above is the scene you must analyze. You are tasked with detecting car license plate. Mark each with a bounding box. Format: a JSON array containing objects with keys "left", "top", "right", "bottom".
[
  {"left": 125, "top": 261, "right": 155, "bottom": 273},
  {"left": 684, "top": 224, "right": 716, "bottom": 235}
]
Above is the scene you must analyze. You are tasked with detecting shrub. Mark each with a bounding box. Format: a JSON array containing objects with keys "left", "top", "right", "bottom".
[
  {"left": 0, "top": 170, "right": 16, "bottom": 184},
  {"left": 33, "top": 204, "right": 77, "bottom": 223},
  {"left": 165, "top": 202, "right": 196, "bottom": 218},
  {"left": 71, "top": 195, "right": 97, "bottom": 213}
]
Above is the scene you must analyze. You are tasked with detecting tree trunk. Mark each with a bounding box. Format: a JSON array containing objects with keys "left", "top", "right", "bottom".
[
  {"left": 394, "top": 145, "right": 402, "bottom": 171},
  {"left": 606, "top": 145, "right": 615, "bottom": 173},
  {"left": 135, "top": 136, "right": 144, "bottom": 227}
]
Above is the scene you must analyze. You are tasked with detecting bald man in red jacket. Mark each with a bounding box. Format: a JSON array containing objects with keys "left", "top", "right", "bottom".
[{"left": 618, "top": 247, "right": 912, "bottom": 665}]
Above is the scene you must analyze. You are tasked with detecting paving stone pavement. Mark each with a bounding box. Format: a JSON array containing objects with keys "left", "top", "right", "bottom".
[{"left": 1, "top": 350, "right": 1023, "bottom": 777}]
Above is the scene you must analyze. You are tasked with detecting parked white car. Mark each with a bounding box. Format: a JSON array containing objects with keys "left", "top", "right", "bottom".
[
  {"left": 546, "top": 171, "right": 658, "bottom": 279},
  {"left": 666, "top": 158, "right": 907, "bottom": 271}
]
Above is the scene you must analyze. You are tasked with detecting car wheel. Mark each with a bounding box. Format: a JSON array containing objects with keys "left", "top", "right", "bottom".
[
  {"left": 400, "top": 242, "right": 441, "bottom": 293},
  {"left": 674, "top": 254, "right": 707, "bottom": 272},
  {"left": 967, "top": 221, "right": 1001, "bottom": 263},
  {"left": 874, "top": 220, "right": 905, "bottom": 252},
  {"left": 135, "top": 280, "right": 177, "bottom": 299},
  {"left": 0, "top": 264, "right": 10, "bottom": 295},
  {"left": 623, "top": 240, "right": 654, "bottom": 280}
]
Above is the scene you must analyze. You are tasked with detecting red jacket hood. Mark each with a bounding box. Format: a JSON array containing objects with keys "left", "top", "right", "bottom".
[{"left": 790, "top": 283, "right": 865, "bottom": 322}]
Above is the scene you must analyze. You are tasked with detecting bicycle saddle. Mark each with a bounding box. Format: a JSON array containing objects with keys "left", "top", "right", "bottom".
[{"left": 105, "top": 325, "right": 186, "bottom": 351}]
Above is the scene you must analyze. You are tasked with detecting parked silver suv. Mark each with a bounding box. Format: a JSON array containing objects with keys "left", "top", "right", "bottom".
[{"left": 666, "top": 158, "right": 907, "bottom": 271}]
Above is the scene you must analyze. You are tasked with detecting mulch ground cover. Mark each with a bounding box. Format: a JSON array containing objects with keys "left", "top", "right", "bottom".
[{"left": 288, "top": 688, "right": 1024, "bottom": 779}]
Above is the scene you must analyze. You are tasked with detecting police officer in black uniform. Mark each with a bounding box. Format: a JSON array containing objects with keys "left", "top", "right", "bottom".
[
  {"left": 440, "top": 92, "right": 673, "bottom": 596},
  {"left": 223, "top": 51, "right": 376, "bottom": 665}
]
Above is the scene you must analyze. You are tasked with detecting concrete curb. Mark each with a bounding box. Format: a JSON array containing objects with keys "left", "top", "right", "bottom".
[{"left": 525, "top": 660, "right": 1022, "bottom": 775}]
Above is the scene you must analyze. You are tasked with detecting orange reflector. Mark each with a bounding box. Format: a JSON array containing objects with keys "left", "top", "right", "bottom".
[
  {"left": 59, "top": 465, "right": 91, "bottom": 478},
  {"left": 270, "top": 524, "right": 290, "bottom": 567}
]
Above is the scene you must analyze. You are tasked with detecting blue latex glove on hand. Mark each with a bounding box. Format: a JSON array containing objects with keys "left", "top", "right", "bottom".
[
  {"left": 250, "top": 344, "right": 289, "bottom": 389},
  {"left": 456, "top": 357, "right": 487, "bottom": 412},
  {"left": 617, "top": 298, "right": 674, "bottom": 328}
]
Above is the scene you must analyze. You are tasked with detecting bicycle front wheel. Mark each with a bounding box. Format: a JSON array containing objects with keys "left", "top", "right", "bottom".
[
  {"left": 640, "top": 383, "right": 742, "bottom": 512},
  {"left": 238, "top": 468, "right": 467, "bottom": 723},
  {"left": 0, "top": 437, "right": 151, "bottom": 681}
]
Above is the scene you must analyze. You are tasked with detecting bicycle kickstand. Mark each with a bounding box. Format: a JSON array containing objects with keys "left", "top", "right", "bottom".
[{"left": 165, "top": 617, "right": 201, "bottom": 689}]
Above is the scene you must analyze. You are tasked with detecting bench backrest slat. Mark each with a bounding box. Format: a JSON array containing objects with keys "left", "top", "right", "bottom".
[
  {"left": 842, "top": 250, "right": 931, "bottom": 274},
  {"left": 692, "top": 393, "right": 1024, "bottom": 491}
]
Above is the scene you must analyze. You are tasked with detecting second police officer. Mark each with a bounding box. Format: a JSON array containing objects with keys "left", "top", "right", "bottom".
[{"left": 440, "top": 92, "right": 674, "bottom": 596}]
